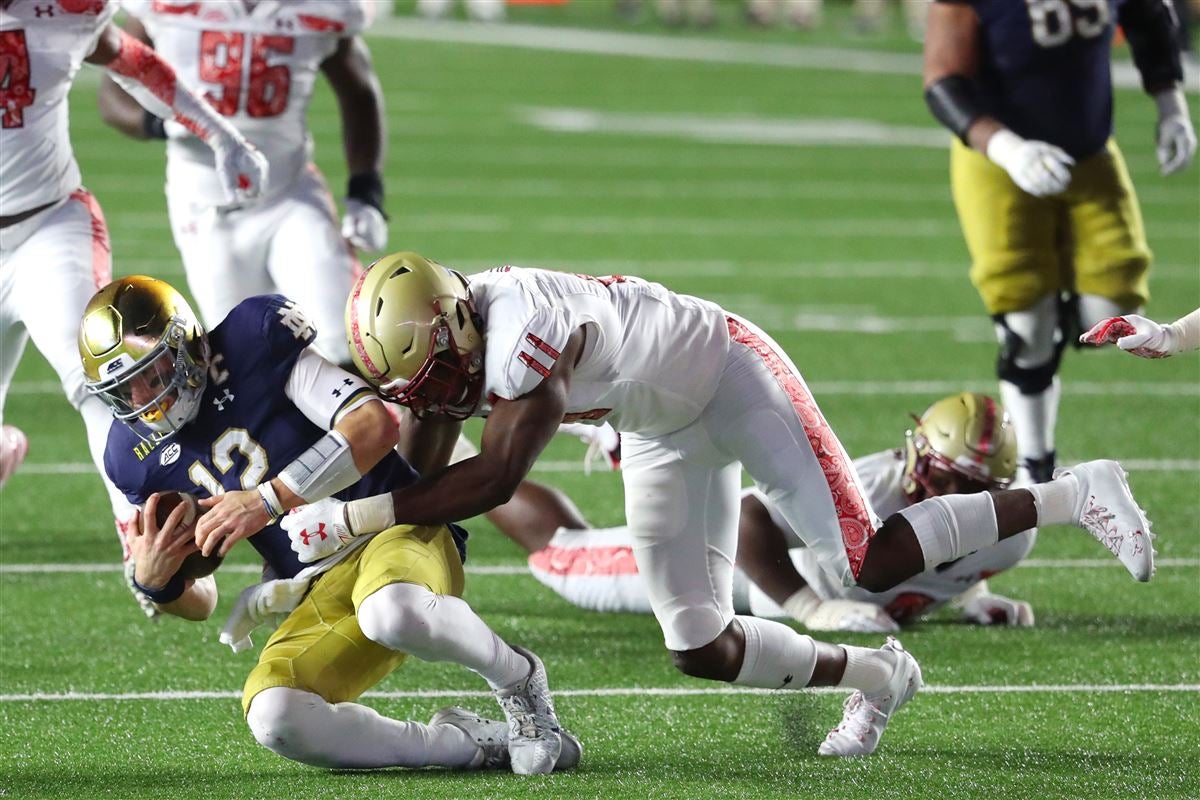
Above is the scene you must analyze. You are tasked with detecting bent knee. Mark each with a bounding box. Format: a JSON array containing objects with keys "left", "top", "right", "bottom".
[
  {"left": 357, "top": 583, "right": 437, "bottom": 651},
  {"left": 246, "top": 688, "right": 331, "bottom": 765}
]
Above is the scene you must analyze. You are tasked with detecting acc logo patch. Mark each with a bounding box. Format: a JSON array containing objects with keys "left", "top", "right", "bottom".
[{"left": 159, "top": 442, "right": 182, "bottom": 466}]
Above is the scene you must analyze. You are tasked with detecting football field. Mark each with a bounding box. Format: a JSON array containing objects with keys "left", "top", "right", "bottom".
[{"left": 1, "top": 13, "right": 1198, "bottom": 800}]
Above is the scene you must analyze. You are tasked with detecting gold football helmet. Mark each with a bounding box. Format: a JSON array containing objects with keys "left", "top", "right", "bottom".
[
  {"left": 345, "top": 252, "right": 484, "bottom": 419},
  {"left": 79, "top": 276, "right": 208, "bottom": 437},
  {"left": 902, "top": 392, "right": 1017, "bottom": 502}
]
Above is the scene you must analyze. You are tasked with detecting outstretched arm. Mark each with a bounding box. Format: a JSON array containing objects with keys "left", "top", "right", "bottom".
[
  {"left": 96, "top": 15, "right": 163, "bottom": 140},
  {"left": 86, "top": 23, "right": 267, "bottom": 203}
]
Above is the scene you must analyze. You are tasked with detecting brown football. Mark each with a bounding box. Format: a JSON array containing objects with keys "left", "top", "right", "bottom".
[{"left": 153, "top": 491, "right": 223, "bottom": 579}]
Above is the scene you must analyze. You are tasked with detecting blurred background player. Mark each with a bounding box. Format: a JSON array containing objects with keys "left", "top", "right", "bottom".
[
  {"left": 1081, "top": 308, "right": 1200, "bottom": 358},
  {"left": 478, "top": 393, "right": 1035, "bottom": 631},
  {"left": 744, "top": 0, "right": 930, "bottom": 37},
  {"left": 98, "top": 0, "right": 387, "bottom": 366},
  {"left": 922, "top": 0, "right": 1196, "bottom": 484},
  {"left": 0, "top": 0, "right": 265, "bottom": 594},
  {"left": 417, "top": 0, "right": 507, "bottom": 23},
  {"left": 79, "top": 276, "right": 577, "bottom": 775}
]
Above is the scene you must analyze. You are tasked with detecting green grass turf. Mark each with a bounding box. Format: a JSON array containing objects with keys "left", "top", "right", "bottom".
[{"left": 1, "top": 18, "right": 1198, "bottom": 800}]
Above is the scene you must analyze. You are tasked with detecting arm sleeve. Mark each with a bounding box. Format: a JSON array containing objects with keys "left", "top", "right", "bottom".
[
  {"left": 1117, "top": 0, "right": 1185, "bottom": 93},
  {"left": 1168, "top": 308, "right": 1200, "bottom": 353},
  {"left": 284, "top": 348, "right": 379, "bottom": 431}
]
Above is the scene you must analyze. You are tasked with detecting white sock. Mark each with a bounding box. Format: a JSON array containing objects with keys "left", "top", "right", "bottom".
[
  {"left": 732, "top": 616, "right": 817, "bottom": 690},
  {"left": 838, "top": 645, "right": 897, "bottom": 694},
  {"left": 247, "top": 687, "right": 481, "bottom": 769},
  {"left": 358, "top": 583, "right": 530, "bottom": 690},
  {"left": 1026, "top": 473, "right": 1079, "bottom": 526},
  {"left": 897, "top": 492, "right": 999, "bottom": 570}
]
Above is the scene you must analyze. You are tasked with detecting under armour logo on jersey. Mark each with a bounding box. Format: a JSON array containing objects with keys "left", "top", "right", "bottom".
[
  {"left": 331, "top": 378, "right": 353, "bottom": 398},
  {"left": 300, "top": 523, "right": 328, "bottom": 546},
  {"left": 34, "top": 5, "right": 54, "bottom": 16},
  {"left": 212, "top": 389, "right": 236, "bottom": 411}
]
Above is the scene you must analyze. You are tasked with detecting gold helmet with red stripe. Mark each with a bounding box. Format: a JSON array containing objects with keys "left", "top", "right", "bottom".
[
  {"left": 902, "top": 392, "right": 1017, "bottom": 502},
  {"left": 345, "top": 252, "right": 485, "bottom": 419}
]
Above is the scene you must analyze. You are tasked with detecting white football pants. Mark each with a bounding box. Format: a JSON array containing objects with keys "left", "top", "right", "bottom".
[
  {"left": 166, "top": 162, "right": 358, "bottom": 364},
  {"left": 621, "top": 314, "right": 880, "bottom": 651},
  {"left": 0, "top": 189, "right": 135, "bottom": 521}
]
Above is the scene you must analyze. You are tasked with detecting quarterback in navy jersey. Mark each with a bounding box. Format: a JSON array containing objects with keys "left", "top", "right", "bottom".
[
  {"left": 98, "top": 291, "right": 443, "bottom": 580},
  {"left": 923, "top": 0, "right": 1195, "bottom": 485},
  {"left": 78, "top": 276, "right": 578, "bottom": 775}
]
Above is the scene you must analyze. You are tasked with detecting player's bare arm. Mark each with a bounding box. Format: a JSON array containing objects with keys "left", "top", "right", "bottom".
[
  {"left": 129, "top": 493, "right": 217, "bottom": 621},
  {"left": 195, "top": 396, "right": 398, "bottom": 557},
  {"left": 321, "top": 36, "right": 389, "bottom": 251},
  {"left": 96, "top": 16, "right": 161, "bottom": 140},
  {"left": 379, "top": 327, "right": 585, "bottom": 527},
  {"left": 396, "top": 410, "right": 464, "bottom": 476},
  {"left": 923, "top": 1, "right": 1073, "bottom": 196}
]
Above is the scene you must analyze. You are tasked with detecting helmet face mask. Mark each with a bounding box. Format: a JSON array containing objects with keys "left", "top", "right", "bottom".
[
  {"left": 79, "top": 277, "right": 208, "bottom": 439},
  {"left": 347, "top": 252, "right": 485, "bottom": 420},
  {"left": 902, "top": 393, "right": 1017, "bottom": 503}
]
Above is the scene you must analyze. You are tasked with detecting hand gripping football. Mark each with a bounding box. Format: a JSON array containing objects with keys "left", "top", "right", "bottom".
[{"left": 154, "top": 491, "right": 223, "bottom": 579}]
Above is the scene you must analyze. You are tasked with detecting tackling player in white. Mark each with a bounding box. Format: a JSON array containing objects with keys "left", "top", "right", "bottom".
[
  {"left": 504, "top": 393, "right": 1036, "bottom": 632},
  {"left": 98, "top": 0, "right": 387, "bottom": 365},
  {"left": 1080, "top": 308, "right": 1200, "bottom": 359},
  {"left": 0, "top": 0, "right": 265, "bottom": 602},
  {"left": 240, "top": 254, "right": 1157, "bottom": 757}
]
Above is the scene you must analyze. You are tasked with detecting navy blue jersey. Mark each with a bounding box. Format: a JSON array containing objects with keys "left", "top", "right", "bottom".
[
  {"left": 952, "top": 0, "right": 1118, "bottom": 160},
  {"left": 104, "top": 295, "right": 465, "bottom": 579}
]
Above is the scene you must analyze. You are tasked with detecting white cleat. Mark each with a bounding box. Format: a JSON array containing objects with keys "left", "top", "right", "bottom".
[
  {"left": 0, "top": 424, "right": 28, "bottom": 489},
  {"left": 1057, "top": 460, "right": 1156, "bottom": 582},
  {"left": 431, "top": 705, "right": 583, "bottom": 773},
  {"left": 430, "top": 706, "right": 510, "bottom": 770},
  {"left": 494, "top": 645, "right": 563, "bottom": 775},
  {"left": 818, "top": 637, "right": 922, "bottom": 757}
]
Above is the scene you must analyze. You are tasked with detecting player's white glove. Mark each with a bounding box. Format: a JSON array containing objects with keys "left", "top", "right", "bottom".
[
  {"left": 341, "top": 199, "right": 389, "bottom": 251},
  {"left": 784, "top": 587, "right": 899, "bottom": 633},
  {"left": 985, "top": 129, "right": 1074, "bottom": 197},
  {"left": 1154, "top": 88, "right": 1197, "bottom": 176},
  {"left": 281, "top": 498, "right": 355, "bottom": 564},
  {"left": 959, "top": 592, "right": 1034, "bottom": 627},
  {"left": 220, "top": 577, "right": 310, "bottom": 653},
  {"left": 1080, "top": 314, "right": 1174, "bottom": 359},
  {"left": 212, "top": 134, "right": 269, "bottom": 205}
]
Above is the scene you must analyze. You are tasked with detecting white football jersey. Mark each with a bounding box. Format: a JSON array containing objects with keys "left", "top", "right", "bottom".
[
  {"left": 468, "top": 267, "right": 730, "bottom": 436},
  {"left": 123, "top": 0, "right": 369, "bottom": 203},
  {"left": 0, "top": 0, "right": 118, "bottom": 216},
  {"left": 773, "top": 449, "right": 1038, "bottom": 621}
]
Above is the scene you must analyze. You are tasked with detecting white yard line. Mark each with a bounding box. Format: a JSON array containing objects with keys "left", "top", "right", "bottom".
[
  {"left": 368, "top": 18, "right": 1199, "bottom": 94},
  {"left": 1, "top": 683, "right": 1196, "bottom": 703},
  {"left": 2, "top": 558, "right": 1196, "bottom": 576}
]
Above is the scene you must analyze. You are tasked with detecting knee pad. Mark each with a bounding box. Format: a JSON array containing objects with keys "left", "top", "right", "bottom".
[
  {"left": 993, "top": 294, "right": 1068, "bottom": 395},
  {"left": 247, "top": 688, "right": 319, "bottom": 758},
  {"left": 358, "top": 583, "right": 437, "bottom": 652}
]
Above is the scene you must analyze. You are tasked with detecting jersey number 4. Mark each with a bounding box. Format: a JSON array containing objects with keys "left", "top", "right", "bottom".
[
  {"left": 199, "top": 32, "right": 292, "bottom": 118},
  {"left": 1025, "top": 0, "right": 1109, "bottom": 48},
  {"left": 0, "top": 30, "right": 36, "bottom": 129}
]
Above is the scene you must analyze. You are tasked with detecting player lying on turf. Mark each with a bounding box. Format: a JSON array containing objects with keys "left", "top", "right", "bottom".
[
  {"left": 1080, "top": 308, "right": 1200, "bottom": 359},
  {"left": 77, "top": 276, "right": 579, "bottom": 775},
  {"left": 474, "top": 392, "right": 1035, "bottom": 632},
  {"left": 224, "top": 254, "right": 1155, "bottom": 757}
]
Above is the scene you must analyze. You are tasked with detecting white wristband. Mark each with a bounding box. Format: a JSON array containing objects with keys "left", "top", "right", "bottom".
[
  {"left": 344, "top": 494, "right": 396, "bottom": 536},
  {"left": 257, "top": 482, "right": 285, "bottom": 520}
]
